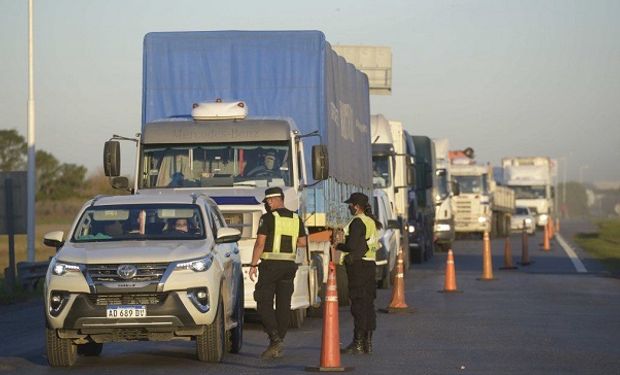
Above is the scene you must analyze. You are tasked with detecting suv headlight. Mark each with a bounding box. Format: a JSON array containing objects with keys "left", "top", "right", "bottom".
[
  {"left": 51, "top": 260, "right": 82, "bottom": 276},
  {"left": 176, "top": 254, "right": 214, "bottom": 272}
]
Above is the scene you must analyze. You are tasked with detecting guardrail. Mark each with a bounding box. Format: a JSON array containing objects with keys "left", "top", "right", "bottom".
[{"left": 16, "top": 261, "right": 50, "bottom": 291}]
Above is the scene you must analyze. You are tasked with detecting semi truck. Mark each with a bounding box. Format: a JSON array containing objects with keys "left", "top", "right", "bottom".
[
  {"left": 502, "top": 157, "right": 554, "bottom": 227},
  {"left": 450, "top": 151, "right": 514, "bottom": 237},
  {"left": 432, "top": 138, "right": 456, "bottom": 251},
  {"left": 411, "top": 136, "right": 436, "bottom": 262},
  {"left": 103, "top": 31, "right": 373, "bottom": 325},
  {"left": 369, "top": 116, "right": 415, "bottom": 280}
]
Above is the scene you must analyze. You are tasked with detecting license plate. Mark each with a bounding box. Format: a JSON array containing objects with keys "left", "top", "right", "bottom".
[{"left": 106, "top": 305, "right": 147, "bottom": 318}]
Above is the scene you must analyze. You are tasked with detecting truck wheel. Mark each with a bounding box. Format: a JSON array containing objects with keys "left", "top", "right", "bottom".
[
  {"left": 227, "top": 275, "right": 244, "bottom": 354},
  {"left": 308, "top": 255, "right": 325, "bottom": 317},
  {"left": 290, "top": 308, "right": 306, "bottom": 328},
  {"left": 196, "top": 297, "right": 225, "bottom": 362},
  {"left": 77, "top": 342, "right": 103, "bottom": 356},
  {"left": 46, "top": 328, "right": 77, "bottom": 367}
]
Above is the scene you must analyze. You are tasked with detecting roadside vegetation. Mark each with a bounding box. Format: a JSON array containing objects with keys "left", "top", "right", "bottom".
[{"left": 575, "top": 219, "right": 620, "bottom": 275}]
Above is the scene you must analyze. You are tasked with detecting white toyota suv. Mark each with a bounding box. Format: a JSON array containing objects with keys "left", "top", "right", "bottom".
[{"left": 43, "top": 193, "right": 243, "bottom": 367}]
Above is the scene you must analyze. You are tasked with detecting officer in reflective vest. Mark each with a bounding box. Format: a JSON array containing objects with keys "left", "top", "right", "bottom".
[
  {"left": 249, "top": 187, "right": 306, "bottom": 359},
  {"left": 335, "top": 192, "right": 382, "bottom": 355}
]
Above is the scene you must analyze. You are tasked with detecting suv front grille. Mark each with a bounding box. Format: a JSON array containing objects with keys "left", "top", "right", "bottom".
[
  {"left": 86, "top": 264, "right": 169, "bottom": 283},
  {"left": 87, "top": 293, "right": 165, "bottom": 306}
]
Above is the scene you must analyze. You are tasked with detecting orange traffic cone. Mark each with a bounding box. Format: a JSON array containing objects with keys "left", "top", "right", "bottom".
[
  {"left": 478, "top": 231, "right": 496, "bottom": 281},
  {"left": 306, "top": 262, "right": 351, "bottom": 372},
  {"left": 542, "top": 221, "right": 551, "bottom": 251},
  {"left": 439, "top": 249, "right": 461, "bottom": 293},
  {"left": 500, "top": 236, "right": 518, "bottom": 270},
  {"left": 548, "top": 217, "right": 555, "bottom": 239},
  {"left": 380, "top": 247, "right": 414, "bottom": 313},
  {"left": 520, "top": 221, "right": 532, "bottom": 266}
]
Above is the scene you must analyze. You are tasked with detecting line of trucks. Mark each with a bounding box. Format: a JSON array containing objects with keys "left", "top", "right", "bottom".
[{"left": 96, "top": 31, "right": 555, "bottom": 329}]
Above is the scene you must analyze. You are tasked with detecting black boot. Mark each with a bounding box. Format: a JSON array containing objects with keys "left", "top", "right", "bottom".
[
  {"left": 364, "top": 331, "right": 373, "bottom": 354},
  {"left": 341, "top": 330, "right": 365, "bottom": 355},
  {"left": 261, "top": 332, "right": 283, "bottom": 359}
]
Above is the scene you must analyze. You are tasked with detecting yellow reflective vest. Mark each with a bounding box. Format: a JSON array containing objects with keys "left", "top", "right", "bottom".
[
  {"left": 260, "top": 211, "right": 300, "bottom": 261},
  {"left": 343, "top": 213, "right": 380, "bottom": 262}
]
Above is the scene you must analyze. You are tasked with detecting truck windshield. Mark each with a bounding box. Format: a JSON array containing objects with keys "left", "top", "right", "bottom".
[
  {"left": 511, "top": 185, "right": 546, "bottom": 199},
  {"left": 453, "top": 175, "right": 486, "bottom": 194},
  {"left": 72, "top": 204, "right": 205, "bottom": 242},
  {"left": 372, "top": 156, "right": 392, "bottom": 188},
  {"left": 141, "top": 143, "right": 292, "bottom": 188},
  {"left": 435, "top": 169, "right": 449, "bottom": 201}
]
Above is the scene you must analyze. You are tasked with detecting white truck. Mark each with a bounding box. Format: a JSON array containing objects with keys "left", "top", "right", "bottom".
[
  {"left": 432, "top": 139, "right": 456, "bottom": 251},
  {"left": 450, "top": 154, "right": 515, "bottom": 237},
  {"left": 502, "top": 157, "right": 555, "bottom": 227},
  {"left": 103, "top": 31, "right": 373, "bottom": 325}
]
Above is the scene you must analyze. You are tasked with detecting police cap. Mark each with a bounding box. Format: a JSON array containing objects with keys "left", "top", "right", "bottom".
[
  {"left": 344, "top": 192, "right": 369, "bottom": 206},
  {"left": 263, "top": 187, "right": 284, "bottom": 202}
]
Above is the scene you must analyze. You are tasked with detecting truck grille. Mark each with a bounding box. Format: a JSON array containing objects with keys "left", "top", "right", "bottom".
[
  {"left": 87, "top": 293, "right": 165, "bottom": 306},
  {"left": 455, "top": 200, "right": 473, "bottom": 222},
  {"left": 86, "top": 264, "right": 168, "bottom": 283}
]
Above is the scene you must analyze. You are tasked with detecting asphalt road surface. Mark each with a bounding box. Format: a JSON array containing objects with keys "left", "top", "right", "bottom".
[{"left": 1, "top": 219, "right": 618, "bottom": 374}]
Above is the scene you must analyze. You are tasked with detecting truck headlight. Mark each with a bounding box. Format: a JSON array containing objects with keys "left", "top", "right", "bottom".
[
  {"left": 52, "top": 261, "right": 82, "bottom": 276},
  {"left": 478, "top": 216, "right": 487, "bottom": 224},
  {"left": 176, "top": 254, "right": 214, "bottom": 272},
  {"left": 525, "top": 218, "right": 533, "bottom": 224},
  {"left": 408, "top": 225, "right": 415, "bottom": 234},
  {"left": 539, "top": 214, "right": 548, "bottom": 222},
  {"left": 435, "top": 224, "right": 451, "bottom": 232}
]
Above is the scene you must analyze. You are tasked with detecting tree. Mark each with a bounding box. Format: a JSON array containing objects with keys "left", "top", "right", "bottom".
[{"left": 0, "top": 129, "right": 27, "bottom": 171}]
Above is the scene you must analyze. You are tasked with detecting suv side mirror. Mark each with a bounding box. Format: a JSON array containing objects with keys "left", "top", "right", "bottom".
[
  {"left": 216, "top": 227, "right": 242, "bottom": 244},
  {"left": 43, "top": 231, "right": 65, "bottom": 251},
  {"left": 407, "top": 157, "right": 416, "bottom": 186},
  {"left": 312, "top": 145, "right": 329, "bottom": 181},
  {"left": 103, "top": 141, "right": 121, "bottom": 177}
]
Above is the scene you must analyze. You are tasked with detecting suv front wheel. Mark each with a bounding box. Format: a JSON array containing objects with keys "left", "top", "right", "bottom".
[
  {"left": 46, "top": 328, "right": 77, "bottom": 367},
  {"left": 196, "top": 296, "right": 225, "bottom": 362}
]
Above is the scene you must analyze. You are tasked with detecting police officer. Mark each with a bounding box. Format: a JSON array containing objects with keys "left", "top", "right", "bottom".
[
  {"left": 335, "top": 192, "right": 382, "bottom": 355},
  {"left": 249, "top": 187, "right": 306, "bottom": 359}
]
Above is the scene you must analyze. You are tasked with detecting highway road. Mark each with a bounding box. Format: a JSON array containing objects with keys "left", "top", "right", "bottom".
[{"left": 1, "top": 219, "right": 618, "bottom": 374}]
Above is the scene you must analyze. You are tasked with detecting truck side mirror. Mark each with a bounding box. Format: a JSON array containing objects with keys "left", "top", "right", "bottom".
[
  {"left": 103, "top": 141, "right": 121, "bottom": 177},
  {"left": 407, "top": 157, "right": 416, "bottom": 186},
  {"left": 312, "top": 145, "right": 329, "bottom": 181}
]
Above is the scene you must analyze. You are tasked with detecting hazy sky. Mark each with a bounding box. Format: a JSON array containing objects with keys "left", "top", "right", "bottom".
[{"left": 1, "top": 0, "right": 619, "bottom": 183}]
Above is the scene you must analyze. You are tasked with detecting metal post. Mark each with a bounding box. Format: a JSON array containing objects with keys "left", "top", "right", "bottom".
[
  {"left": 5, "top": 178, "right": 16, "bottom": 290},
  {"left": 26, "top": 0, "right": 36, "bottom": 262}
]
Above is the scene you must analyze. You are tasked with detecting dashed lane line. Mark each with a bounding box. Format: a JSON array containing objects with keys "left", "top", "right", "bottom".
[{"left": 555, "top": 233, "right": 588, "bottom": 273}]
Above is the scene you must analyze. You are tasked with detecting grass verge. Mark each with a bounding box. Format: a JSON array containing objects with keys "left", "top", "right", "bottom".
[{"left": 574, "top": 219, "right": 620, "bottom": 275}]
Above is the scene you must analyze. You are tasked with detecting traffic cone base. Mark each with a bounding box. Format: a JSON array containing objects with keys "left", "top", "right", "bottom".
[
  {"left": 306, "top": 262, "right": 352, "bottom": 373},
  {"left": 379, "top": 248, "right": 414, "bottom": 314}
]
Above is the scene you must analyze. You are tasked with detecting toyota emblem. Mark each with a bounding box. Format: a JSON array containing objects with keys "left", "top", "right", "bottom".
[{"left": 117, "top": 265, "right": 138, "bottom": 280}]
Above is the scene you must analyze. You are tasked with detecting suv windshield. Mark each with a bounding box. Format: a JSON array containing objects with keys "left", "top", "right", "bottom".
[
  {"left": 72, "top": 204, "right": 205, "bottom": 242},
  {"left": 141, "top": 143, "right": 291, "bottom": 188}
]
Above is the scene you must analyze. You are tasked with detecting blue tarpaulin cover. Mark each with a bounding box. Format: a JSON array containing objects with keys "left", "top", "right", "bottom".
[{"left": 142, "top": 30, "right": 371, "bottom": 189}]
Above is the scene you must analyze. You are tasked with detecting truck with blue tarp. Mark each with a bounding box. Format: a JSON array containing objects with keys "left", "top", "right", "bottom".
[{"left": 103, "top": 31, "right": 373, "bottom": 324}]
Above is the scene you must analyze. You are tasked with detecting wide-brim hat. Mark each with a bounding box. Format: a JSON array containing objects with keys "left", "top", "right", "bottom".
[
  {"left": 344, "top": 192, "right": 369, "bottom": 206},
  {"left": 263, "top": 187, "right": 284, "bottom": 202}
]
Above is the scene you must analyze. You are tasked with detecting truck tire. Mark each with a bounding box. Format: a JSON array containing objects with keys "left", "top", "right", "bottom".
[
  {"left": 196, "top": 297, "right": 225, "bottom": 362},
  {"left": 46, "top": 328, "right": 77, "bottom": 367},
  {"left": 308, "top": 255, "right": 325, "bottom": 317},
  {"left": 77, "top": 342, "right": 103, "bottom": 356},
  {"left": 227, "top": 275, "right": 244, "bottom": 354},
  {"left": 290, "top": 308, "right": 306, "bottom": 328}
]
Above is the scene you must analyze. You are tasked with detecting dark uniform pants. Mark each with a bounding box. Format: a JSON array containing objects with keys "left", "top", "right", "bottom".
[
  {"left": 254, "top": 260, "right": 299, "bottom": 339},
  {"left": 346, "top": 259, "right": 377, "bottom": 332}
]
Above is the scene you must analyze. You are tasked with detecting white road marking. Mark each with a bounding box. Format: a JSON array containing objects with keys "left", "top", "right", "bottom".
[{"left": 555, "top": 233, "right": 588, "bottom": 273}]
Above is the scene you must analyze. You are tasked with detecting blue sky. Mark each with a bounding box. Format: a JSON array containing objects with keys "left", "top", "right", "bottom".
[{"left": 1, "top": 0, "right": 619, "bottom": 183}]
